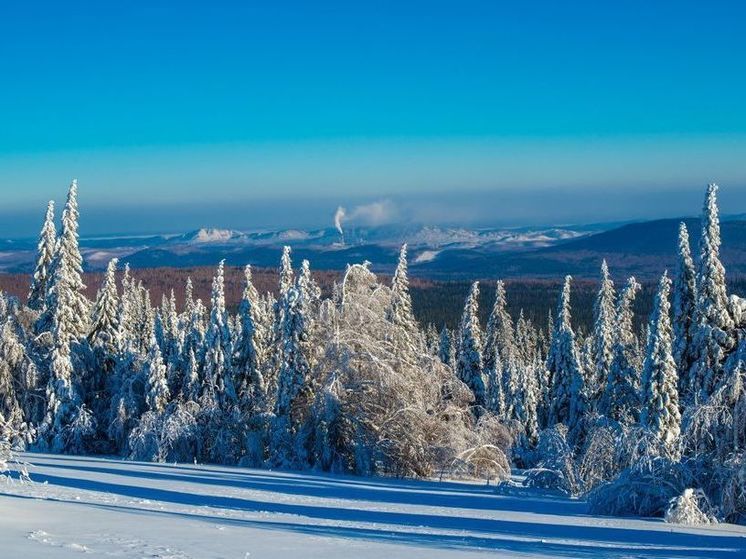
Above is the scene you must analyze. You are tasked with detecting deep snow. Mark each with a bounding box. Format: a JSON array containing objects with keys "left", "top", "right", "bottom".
[{"left": 1, "top": 453, "right": 745, "bottom": 558}]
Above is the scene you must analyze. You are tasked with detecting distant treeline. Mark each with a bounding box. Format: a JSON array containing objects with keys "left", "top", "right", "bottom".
[{"left": 3, "top": 266, "right": 746, "bottom": 335}]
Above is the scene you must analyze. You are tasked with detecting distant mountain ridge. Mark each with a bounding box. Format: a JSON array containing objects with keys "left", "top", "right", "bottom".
[{"left": 2, "top": 218, "right": 746, "bottom": 280}]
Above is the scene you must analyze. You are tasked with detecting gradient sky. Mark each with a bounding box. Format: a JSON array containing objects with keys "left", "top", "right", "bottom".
[{"left": 1, "top": 1, "right": 745, "bottom": 235}]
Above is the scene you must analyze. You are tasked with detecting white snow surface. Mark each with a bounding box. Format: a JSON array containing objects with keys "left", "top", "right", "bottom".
[{"left": 1, "top": 453, "right": 745, "bottom": 558}]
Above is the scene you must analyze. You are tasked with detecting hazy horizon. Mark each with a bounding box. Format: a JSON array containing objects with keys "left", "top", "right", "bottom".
[
  {"left": 2, "top": 181, "right": 745, "bottom": 239},
  {"left": 2, "top": 2, "right": 745, "bottom": 236}
]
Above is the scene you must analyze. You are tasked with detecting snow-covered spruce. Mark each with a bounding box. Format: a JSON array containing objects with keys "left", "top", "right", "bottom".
[
  {"left": 27, "top": 200, "right": 56, "bottom": 312},
  {"left": 672, "top": 222, "right": 697, "bottom": 403},
  {"left": 545, "top": 276, "right": 587, "bottom": 446},
  {"left": 590, "top": 260, "right": 615, "bottom": 406},
  {"left": 639, "top": 272, "right": 681, "bottom": 460},
  {"left": 456, "top": 282, "right": 487, "bottom": 412},
  {"left": 689, "top": 183, "right": 735, "bottom": 401}
]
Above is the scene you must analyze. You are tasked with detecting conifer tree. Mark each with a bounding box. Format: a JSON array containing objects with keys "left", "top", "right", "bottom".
[
  {"left": 515, "top": 309, "right": 537, "bottom": 365},
  {"left": 484, "top": 281, "right": 515, "bottom": 373},
  {"left": 485, "top": 351, "right": 505, "bottom": 417},
  {"left": 503, "top": 355, "right": 523, "bottom": 419},
  {"left": 425, "top": 323, "right": 439, "bottom": 355},
  {"left": 183, "top": 277, "right": 195, "bottom": 322},
  {"left": 42, "top": 180, "right": 90, "bottom": 340},
  {"left": 279, "top": 245, "right": 294, "bottom": 296},
  {"left": 689, "top": 184, "right": 734, "bottom": 401},
  {"left": 590, "top": 260, "right": 615, "bottom": 404},
  {"left": 115, "top": 264, "right": 136, "bottom": 350},
  {"left": 671, "top": 227, "right": 698, "bottom": 409},
  {"left": 438, "top": 326, "right": 452, "bottom": 366},
  {"left": 182, "top": 348, "right": 200, "bottom": 403},
  {"left": 234, "top": 265, "right": 267, "bottom": 409},
  {"left": 599, "top": 277, "right": 641, "bottom": 423},
  {"left": 456, "top": 282, "right": 486, "bottom": 410},
  {"left": 0, "top": 321, "right": 25, "bottom": 435},
  {"left": 271, "top": 284, "right": 313, "bottom": 466},
  {"left": 181, "top": 298, "right": 206, "bottom": 384},
  {"left": 388, "top": 244, "right": 418, "bottom": 335},
  {"left": 85, "top": 258, "right": 121, "bottom": 433},
  {"left": 28, "top": 201, "right": 57, "bottom": 311},
  {"left": 672, "top": 223, "right": 697, "bottom": 400},
  {"left": 145, "top": 332, "right": 170, "bottom": 414},
  {"left": 546, "top": 276, "right": 587, "bottom": 443},
  {"left": 640, "top": 272, "right": 681, "bottom": 459},
  {"left": 202, "top": 261, "right": 237, "bottom": 407},
  {"left": 40, "top": 281, "right": 84, "bottom": 452},
  {"left": 88, "top": 258, "right": 121, "bottom": 354},
  {"left": 297, "top": 260, "right": 321, "bottom": 314}
]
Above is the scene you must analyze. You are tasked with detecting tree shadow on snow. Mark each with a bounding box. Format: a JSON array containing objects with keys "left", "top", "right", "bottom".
[
  {"left": 30, "top": 459, "right": 582, "bottom": 517},
  {"left": 6, "top": 468, "right": 746, "bottom": 558}
]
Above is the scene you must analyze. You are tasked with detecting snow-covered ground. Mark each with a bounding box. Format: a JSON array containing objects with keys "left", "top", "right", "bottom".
[{"left": 1, "top": 454, "right": 745, "bottom": 558}]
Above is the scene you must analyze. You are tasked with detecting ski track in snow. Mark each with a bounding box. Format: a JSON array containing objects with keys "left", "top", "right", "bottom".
[{"left": 1, "top": 453, "right": 745, "bottom": 558}]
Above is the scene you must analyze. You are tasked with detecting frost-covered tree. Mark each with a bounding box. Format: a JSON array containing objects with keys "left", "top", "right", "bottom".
[
  {"left": 28, "top": 201, "right": 57, "bottom": 311},
  {"left": 689, "top": 184, "right": 735, "bottom": 401},
  {"left": 510, "top": 359, "right": 540, "bottom": 445},
  {"left": 640, "top": 272, "right": 681, "bottom": 459},
  {"left": 0, "top": 321, "right": 25, "bottom": 438},
  {"left": 159, "top": 290, "right": 181, "bottom": 362},
  {"left": 0, "top": 313, "right": 41, "bottom": 434},
  {"left": 485, "top": 350, "right": 505, "bottom": 417},
  {"left": 271, "top": 285, "right": 313, "bottom": 466},
  {"left": 144, "top": 333, "right": 170, "bottom": 414},
  {"left": 181, "top": 297, "right": 206, "bottom": 388},
  {"left": 515, "top": 310, "right": 538, "bottom": 365},
  {"left": 39, "top": 287, "right": 86, "bottom": 452},
  {"left": 484, "top": 280, "right": 514, "bottom": 374},
  {"left": 279, "top": 245, "right": 294, "bottom": 296},
  {"left": 85, "top": 258, "right": 121, "bottom": 436},
  {"left": 425, "top": 323, "right": 439, "bottom": 356},
  {"left": 456, "top": 282, "right": 486, "bottom": 411},
  {"left": 672, "top": 222, "right": 697, "bottom": 402},
  {"left": 438, "top": 326, "right": 452, "bottom": 366},
  {"left": 234, "top": 265, "right": 268, "bottom": 409},
  {"left": 115, "top": 264, "right": 135, "bottom": 350},
  {"left": 599, "top": 277, "right": 642, "bottom": 424},
  {"left": 182, "top": 348, "right": 200, "bottom": 403},
  {"left": 267, "top": 246, "right": 295, "bottom": 393},
  {"left": 504, "top": 355, "right": 524, "bottom": 420},
  {"left": 683, "top": 339, "right": 746, "bottom": 461},
  {"left": 182, "top": 276, "right": 195, "bottom": 323},
  {"left": 388, "top": 244, "right": 418, "bottom": 336},
  {"left": 39, "top": 180, "right": 90, "bottom": 340},
  {"left": 88, "top": 258, "right": 120, "bottom": 354},
  {"left": 201, "top": 261, "right": 237, "bottom": 407},
  {"left": 297, "top": 260, "right": 321, "bottom": 365},
  {"left": 107, "top": 340, "right": 143, "bottom": 441},
  {"left": 590, "top": 260, "right": 615, "bottom": 404},
  {"left": 546, "top": 276, "right": 587, "bottom": 444}
]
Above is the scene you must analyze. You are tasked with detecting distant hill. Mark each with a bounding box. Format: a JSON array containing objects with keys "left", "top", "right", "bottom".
[
  {"left": 3, "top": 218, "right": 746, "bottom": 281},
  {"left": 412, "top": 218, "right": 746, "bottom": 280}
]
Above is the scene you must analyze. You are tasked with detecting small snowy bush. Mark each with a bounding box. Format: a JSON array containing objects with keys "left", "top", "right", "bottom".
[
  {"left": 588, "top": 456, "right": 693, "bottom": 517},
  {"left": 719, "top": 452, "right": 746, "bottom": 524},
  {"left": 665, "top": 488, "right": 717, "bottom": 525},
  {"left": 524, "top": 425, "right": 580, "bottom": 495},
  {"left": 1, "top": 419, "right": 29, "bottom": 483}
]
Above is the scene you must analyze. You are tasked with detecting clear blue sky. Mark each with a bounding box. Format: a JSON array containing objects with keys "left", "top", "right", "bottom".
[{"left": 1, "top": 1, "right": 745, "bottom": 235}]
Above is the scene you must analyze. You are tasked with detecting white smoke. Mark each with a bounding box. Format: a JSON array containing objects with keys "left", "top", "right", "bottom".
[
  {"left": 334, "top": 206, "right": 346, "bottom": 236},
  {"left": 334, "top": 200, "right": 397, "bottom": 232}
]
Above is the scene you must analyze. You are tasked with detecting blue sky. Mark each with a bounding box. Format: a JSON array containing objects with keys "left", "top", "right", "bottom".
[{"left": 1, "top": 1, "right": 745, "bottom": 235}]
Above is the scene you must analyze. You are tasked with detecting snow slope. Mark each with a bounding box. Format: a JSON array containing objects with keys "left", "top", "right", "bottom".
[{"left": 1, "top": 453, "right": 745, "bottom": 558}]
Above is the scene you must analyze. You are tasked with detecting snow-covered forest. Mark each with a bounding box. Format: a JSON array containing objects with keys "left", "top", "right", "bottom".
[{"left": 2, "top": 180, "right": 746, "bottom": 526}]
